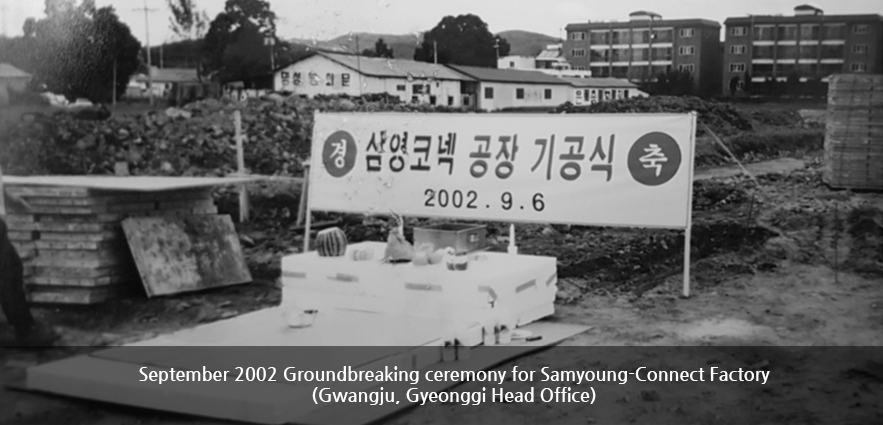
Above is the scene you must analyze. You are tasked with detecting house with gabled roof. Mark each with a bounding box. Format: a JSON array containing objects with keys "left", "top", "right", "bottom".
[
  {"left": 0, "top": 63, "right": 32, "bottom": 105},
  {"left": 272, "top": 52, "right": 479, "bottom": 108},
  {"left": 444, "top": 65, "right": 572, "bottom": 111}
]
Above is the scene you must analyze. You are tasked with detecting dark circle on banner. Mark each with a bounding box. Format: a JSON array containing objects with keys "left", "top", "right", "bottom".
[
  {"left": 627, "top": 132, "right": 682, "bottom": 186},
  {"left": 322, "top": 131, "right": 357, "bottom": 178}
]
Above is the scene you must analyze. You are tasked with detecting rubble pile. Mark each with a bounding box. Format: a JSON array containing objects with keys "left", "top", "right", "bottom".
[{"left": 0, "top": 94, "right": 472, "bottom": 178}]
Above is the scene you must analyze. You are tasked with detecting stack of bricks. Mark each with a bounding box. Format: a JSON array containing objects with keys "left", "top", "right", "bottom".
[
  {"left": 824, "top": 73, "right": 883, "bottom": 191},
  {"left": 4, "top": 185, "right": 219, "bottom": 304}
]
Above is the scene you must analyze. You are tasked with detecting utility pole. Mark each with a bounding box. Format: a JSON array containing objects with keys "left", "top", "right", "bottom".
[
  {"left": 355, "top": 35, "right": 363, "bottom": 96},
  {"left": 135, "top": 0, "right": 158, "bottom": 106},
  {"left": 264, "top": 37, "right": 276, "bottom": 71},
  {"left": 433, "top": 40, "right": 438, "bottom": 64},
  {"left": 494, "top": 38, "right": 500, "bottom": 59},
  {"left": 113, "top": 59, "right": 117, "bottom": 107}
]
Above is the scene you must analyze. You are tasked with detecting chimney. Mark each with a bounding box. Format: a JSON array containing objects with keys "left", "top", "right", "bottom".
[{"left": 794, "top": 4, "right": 823, "bottom": 16}]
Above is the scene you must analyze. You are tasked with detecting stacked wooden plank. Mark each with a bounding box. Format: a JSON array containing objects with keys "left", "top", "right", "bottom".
[
  {"left": 824, "top": 74, "right": 883, "bottom": 190},
  {"left": 4, "top": 185, "right": 218, "bottom": 304}
]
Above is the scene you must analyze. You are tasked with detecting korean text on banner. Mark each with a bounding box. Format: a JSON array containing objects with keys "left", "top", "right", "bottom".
[{"left": 308, "top": 113, "right": 696, "bottom": 229}]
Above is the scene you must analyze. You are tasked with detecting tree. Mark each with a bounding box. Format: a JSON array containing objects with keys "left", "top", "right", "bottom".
[
  {"left": 20, "top": 0, "right": 141, "bottom": 102},
  {"left": 413, "top": 14, "right": 509, "bottom": 67},
  {"left": 360, "top": 39, "right": 394, "bottom": 58},
  {"left": 167, "top": 0, "right": 209, "bottom": 40},
  {"left": 202, "top": 0, "right": 281, "bottom": 82}
]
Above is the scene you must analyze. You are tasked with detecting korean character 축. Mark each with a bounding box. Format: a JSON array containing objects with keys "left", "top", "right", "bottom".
[
  {"left": 365, "top": 131, "right": 388, "bottom": 172},
  {"left": 438, "top": 133, "right": 457, "bottom": 175},
  {"left": 410, "top": 136, "right": 432, "bottom": 171},
  {"left": 468, "top": 135, "right": 495, "bottom": 178},
  {"left": 530, "top": 135, "right": 556, "bottom": 181},
  {"left": 639, "top": 142, "right": 668, "bottom": 177},
  {"left": 388, "top": 132, "right": 409, "bottom": 172},
  {"left": 494, "top": 135, "right": 519, "bottom": 179},
  {"left": 589, "top": 135, "right": 615, "bottom": 181},
  {"left": 559, "top": 136, "right": 585, "bottom": 181}
]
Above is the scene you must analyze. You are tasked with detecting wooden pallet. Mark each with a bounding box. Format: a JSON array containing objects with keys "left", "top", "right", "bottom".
[
  {"left": 4, "top": 184, "right": 221, "bottom": 304},
  {"left": 824, "top": 74, "right": 883, "bottom": 191}
]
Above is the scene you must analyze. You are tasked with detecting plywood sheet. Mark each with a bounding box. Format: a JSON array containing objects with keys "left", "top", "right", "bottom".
[
  {"left": 2, "top": 176, "right": 260, "bottom": 192},
  {"left": 20, "top": 308, "right": 589, "bottom": 425},
  {"left": 122, "top": 215, "right": 251, "bottom": 297}
]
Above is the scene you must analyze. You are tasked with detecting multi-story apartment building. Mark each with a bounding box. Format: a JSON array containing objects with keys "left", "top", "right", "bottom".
[
  {"left": 564, "top": 11, "right": 722, "bottom": 96},
  {"left": 722, "top": 5, "right": 883, "bottom": 95}
]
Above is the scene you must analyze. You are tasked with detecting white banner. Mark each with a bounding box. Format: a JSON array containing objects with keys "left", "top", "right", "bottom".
[{"left": 309, "top": 112, "right": 696, "bottom": 229}]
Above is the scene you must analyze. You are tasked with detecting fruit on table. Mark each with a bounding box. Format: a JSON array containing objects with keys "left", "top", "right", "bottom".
[
  {"left": 316, "top": 227, "right": 347, "bottom": 257},
  {"left": 428, "top": 249, "right": 446, "bottom": 265},
  {"left": 412, "top": 251, "right": 430, "bottom": 266}
]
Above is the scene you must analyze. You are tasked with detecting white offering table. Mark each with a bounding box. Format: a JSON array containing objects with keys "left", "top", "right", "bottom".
[{"left": 280, "top": 242, "right": 558, "bottom": 328}]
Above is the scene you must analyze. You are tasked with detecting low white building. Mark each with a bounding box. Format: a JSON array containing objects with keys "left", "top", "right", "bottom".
[
  {"left": 446, "top": 65, "right": 572, "bottom": 111},
  {"left": 273, "top": 52, "right": 477, "bottom": 107},
  {"left": 129, "top": 67, "right": 200, "bottom": 98},
  {"left": 497, "top": 55, "right": 537, "bottom": 70},
  {"left": 562, "top": 77, "right": 648, "bottom": 105}
]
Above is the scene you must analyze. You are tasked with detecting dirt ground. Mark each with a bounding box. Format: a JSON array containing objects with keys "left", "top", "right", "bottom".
[{"left": 2, "top": 150, "right": 881, "bottom": 424}]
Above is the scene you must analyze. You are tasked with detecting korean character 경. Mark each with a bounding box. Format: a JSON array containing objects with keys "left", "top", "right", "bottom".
[
  {"left": 438, "top": 133, "right": 456, "bottom": 175},
  {"left": 590, "top": 135, "right": 615, "bottom": 181},
  {"left": 388, "top": 132, "right": 409, "bottom": 173},
  {"left": 410, "top": 135, "right": 432, "bottom": 171},
  {"left": 469, "top": 135, "right": 492, "bottom": 178},
  {"left": 531, "top": 135, "right": 556, "bottom": 181},
  {"left": 494, "top": 135, "right": 519, "bottom": 179},
  {"left": 558, "top": 136, "right": 585, "bottom": 181},
  {"left": 365, "top": 131, "right": 387, "bottom": 172}
]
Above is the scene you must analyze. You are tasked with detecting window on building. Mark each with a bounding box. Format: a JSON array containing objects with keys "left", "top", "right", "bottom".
[
  {"left": 821, "top": 44, "right": 845, "bottom": 58},
  {"left": 652, "top": 28, "right": 673, "bottom": 43},
  {"left": 652, "top": 47, "right": 673, "bottom": 61},
  {"left": 753, "top": 45, "right": 775, "bottom": 59},
  {"left": 632, "top": 29, "right": 649, "bottom": 44},
  {"left": 590, "top": 31, "right": 609, "bottom": 44},
  {"left": 853, "top": 44, "right": 869, "bottom": 54},
  {"left": 396, "top": 84, "right": 406, "bottom": 91},
  {"left": 590, "top": 49, "right": 610, "bottom": 62},
  {"left": 448, "top": 96, "right": 454, "bottom": 106},
  {"left": 851, "top": 62, "right": 868, "bottom": 72},
  {"left": 632, "top": 48, "right": 649, "bottom": 61},
  {"left": 516, "top": 88, "right": 524, "bottom": 99},
  {"left": 822, "top": 24, "right": 845, "bottom": 40},
  {"left": 777, "top": 25, "right": 798, "bottom": 41},
  {"left": 341, "top": 73, "right": 350, "bottom": 86},
  {"left": 326, "top": 73, "right": 334, "bottom": 86},
  {"left": 464, "top": 97, "right": 471, "bottom": 106},
  {"left": 430, "top": 95, "right": 437, "bottom": 105},
  {"left": 573, "top": 66, "right": 586, "bottom": 70},
  {"left": 776, "top": 45, "right": 799, "bottom": 60},
  {"left": 678, "top": 64, "right": 695, "bottom": 73},
  {"left": 569, "top": 32, "right": 586, "bottom": 40},
  {"left": 413, "top": 84, "right": 427, "bottom": 94},
  {"left": 612, "top": 30, "right": 631, "bottom": 45},
  {"left": 800, "top": 45, "right": 818, "bottom": 58},
  {"left": 730, "top": 27, "right": 748, "bottom": 36},
  {"left": 509, "top": 61, "right": 515, "bottom": 67},
  {"left": 679, "top": 28, "right": 695, "bottom": 38},
  {"left": 853, "top": 24, "right": 869, "bottom": 34},
  {"left": 729, "top": 45, "right": 747, "bottom": 54},
  {"left": 571, "top": 48, "right": 586, "bottom": 57},
  {"left": 544, "top": 89, "right": 552, "bottom": 99},
  {"left": 678, "top": 46, "right": 695, "bottom": 56},
  {"left": 729, "top": 63, "right": 746, "bottom": 73},
  {"left": 754, "top": 26, "right": 775, "bottom": 41},
  {"left": 624, "top": 89, "right": 630, "bottom": 98},
  {"left": 800, "top": 24, "right": 819, "bottom": 41},
  {"left": 484, "top": 87, "right": 494, "bottom": 99}
]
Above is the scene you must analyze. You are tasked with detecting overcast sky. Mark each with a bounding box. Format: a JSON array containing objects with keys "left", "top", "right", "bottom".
[{"left": 2, "top": 0, "right": 882, "bottom": 44}]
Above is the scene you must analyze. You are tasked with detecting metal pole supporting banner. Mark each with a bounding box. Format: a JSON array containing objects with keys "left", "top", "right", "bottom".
[{"left": 683, "top": 111, "right": 698, "bottom": 297}]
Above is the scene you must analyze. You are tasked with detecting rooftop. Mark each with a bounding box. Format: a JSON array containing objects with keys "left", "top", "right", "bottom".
[
  {"left": 725, "top": 13, "right": 883, "bottom": 24},
  {"left": 0, "top": 63, "right": 31, "bottom": 79},
  {"left": 134, "top": 67, "right": 199, "bottom": 83},
  {"left": 562, "top": 77, "right": 638, "bottom": 88},
  {"left": 445, "top": 65, "right": 572, "bottom": 85},
  {"left": 312, "top": 52, "right": 475, "bottom": 81},
  {"left": 566, "top": 18, "right": 720, "bottom": 31}
]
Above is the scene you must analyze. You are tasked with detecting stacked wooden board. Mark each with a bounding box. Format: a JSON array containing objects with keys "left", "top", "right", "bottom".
[
  {"left": 4, "top": 185, "right": 219, "bottom": 304},
  {"left": 824, "top": 74, "right": 883, "bottom": 190}
]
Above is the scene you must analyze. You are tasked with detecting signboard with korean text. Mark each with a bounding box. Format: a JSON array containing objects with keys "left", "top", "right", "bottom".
[{"left": 309, "top": 112, "right": 696, "bottom": 229}]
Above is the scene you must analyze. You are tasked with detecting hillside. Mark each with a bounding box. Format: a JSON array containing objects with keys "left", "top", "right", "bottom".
[
  {"left": 496, "top": 30, "right": 561, "bottom": 56},
  {"left": 288, "top": 29, "right": 561, "bottom": 60}
]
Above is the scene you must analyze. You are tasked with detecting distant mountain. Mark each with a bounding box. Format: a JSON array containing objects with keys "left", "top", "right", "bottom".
[
  {"left": 288, "top": 30, "right": 561, "bottom": 61},
  {"left": 496, "top": 30, "right": 562, "bottom": 56}
]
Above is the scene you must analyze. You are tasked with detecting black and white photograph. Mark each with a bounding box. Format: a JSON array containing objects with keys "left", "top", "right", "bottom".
[{"left": 1, "top": 0, "right": 882, "bottom": 424}]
